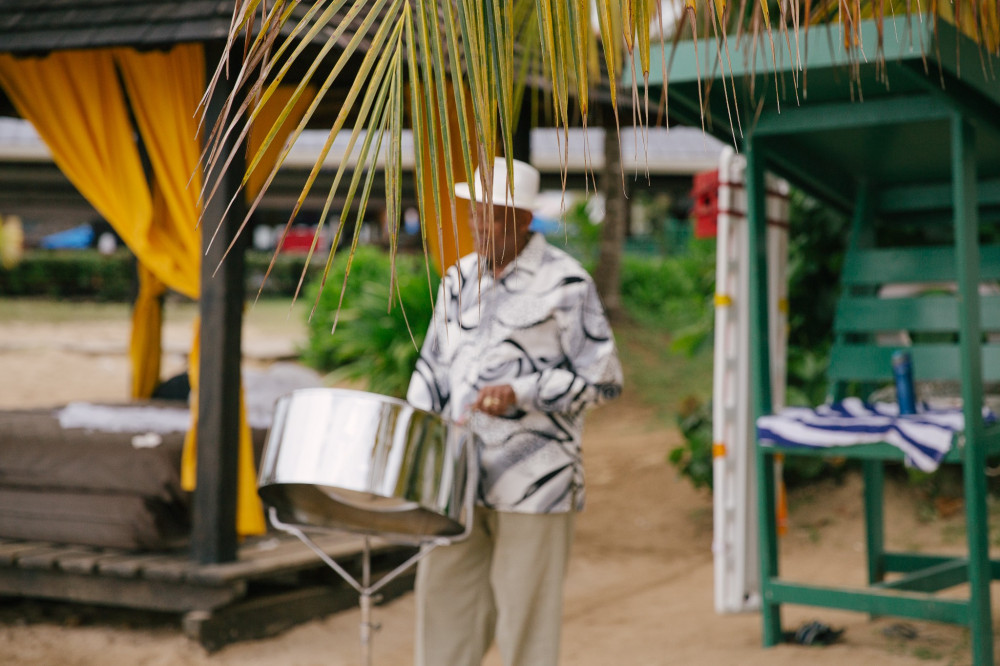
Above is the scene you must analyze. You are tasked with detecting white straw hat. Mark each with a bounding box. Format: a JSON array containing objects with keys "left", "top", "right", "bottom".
[{"left": 454, "top": 157, "right": 540, "bottom": 213}]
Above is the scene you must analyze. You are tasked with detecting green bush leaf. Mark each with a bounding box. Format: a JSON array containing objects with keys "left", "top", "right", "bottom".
[{"left": 299, "top": 246, "right": 439, "bottom": 399}]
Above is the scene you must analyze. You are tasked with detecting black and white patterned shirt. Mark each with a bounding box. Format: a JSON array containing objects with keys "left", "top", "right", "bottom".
[{"left": 407, "top": 233, "right": 623, "bottom": 514}]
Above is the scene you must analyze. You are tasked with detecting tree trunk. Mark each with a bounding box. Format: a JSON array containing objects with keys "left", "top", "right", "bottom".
[{"left": 596, "top": 120, "right": 628, "bottom": 320}]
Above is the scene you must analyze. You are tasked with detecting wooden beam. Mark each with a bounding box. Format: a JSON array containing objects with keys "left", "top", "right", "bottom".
[
  {"left": 183, "top": 583, "right": 361, "bottom": 652},
  {"left": 752, "top": 95, "right": 951, "bottom": 137},
  {"left": 898, "top": 59, "right": 1000, "bottom": 135},
  {"left": 0, "top": 566, "right": 245, "bottom": 612},
  {"left": 766, "top": 580, "right": 971, "bottom": 624},
  {"left": 878, "top": 178, "right": 1000, "bottom": 213},
  {"left": 192, "top": 46, "right": 247, "bottom": 565},
  {"left": 874, "top": 559, "right": 969, "bottom": 593}
]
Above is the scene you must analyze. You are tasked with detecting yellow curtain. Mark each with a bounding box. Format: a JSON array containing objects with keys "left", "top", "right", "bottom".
[
  {"left": 130, "top": 263, "right": 167, "bottom": 399},
  {"left": 116, "top": 43, "right": 266, "bottom": 537},
  {"left": 0, "top": 50, "right": 153, "bottom": 254},
  {"left": 114, "top": 46, "right": 202, "bottom": 298}
]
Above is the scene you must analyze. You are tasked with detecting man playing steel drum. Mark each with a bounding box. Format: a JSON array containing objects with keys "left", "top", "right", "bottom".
[{"left": 407, "top": 156, "right": 623, "bottom": 666}]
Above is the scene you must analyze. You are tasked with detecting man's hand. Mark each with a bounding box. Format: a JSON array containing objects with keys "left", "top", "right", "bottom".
[{"left": 472, "top": 385, "right": 516, "bottom": 416}]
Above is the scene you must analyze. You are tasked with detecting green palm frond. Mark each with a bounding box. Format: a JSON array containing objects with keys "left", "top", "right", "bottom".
[{"left": 200, "top": 0, "right": 998, "bottom": 313}]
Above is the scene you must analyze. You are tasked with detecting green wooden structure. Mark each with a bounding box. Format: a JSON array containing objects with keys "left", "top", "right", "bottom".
[{"left": 643, "top": 16, "right": 1000, "bottom": 664}]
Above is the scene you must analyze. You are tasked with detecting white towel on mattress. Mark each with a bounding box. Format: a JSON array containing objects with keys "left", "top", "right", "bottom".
[{"left": 757, "top": 397, "right": 994, "bottom": 472}]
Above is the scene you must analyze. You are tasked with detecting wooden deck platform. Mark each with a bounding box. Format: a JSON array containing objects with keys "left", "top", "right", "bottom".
[{"left": 0, "top": 533, "right": 417, "bottom": 651}]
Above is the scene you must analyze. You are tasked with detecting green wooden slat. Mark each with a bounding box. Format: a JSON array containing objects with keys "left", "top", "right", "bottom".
[
  {"left": 762, "top": 441, "right": 911, "bottom": 462},
  {"left": 763, "top": 430, "right": 1000, "bottom": 464},
  {"left": 828, "top": 344, "right": 1000, "bottom": 382},
  {"left": 879, "top": 178, "right": 1000, "bottom": 213},
  {"left": 765, "top": 580, "right": 970, "bottom": 624},
  {"left": 883, "top": 552, "right": 960, "bottom": 573},
  {"left": 835, "top": 295, "right": 1000, "bottom": 332},
  {"left": 836, "top": 295, "right": 958, "bottom": 332},
  {"left": 873, "top": 559, "right": 969, "bottom": 593},
  {"left": 841, "top": 246, "right": 1000, "bottom": 285}
]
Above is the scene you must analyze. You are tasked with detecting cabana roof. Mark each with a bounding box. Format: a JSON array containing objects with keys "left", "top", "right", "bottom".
[
  {"left": 0, "top": 0, "right": 362, "bottom": 54},
  {"left": 639, "top": 16, "right": 1000, "bottom": 211},
  {"left": 0, "top": 0, "right": 628, "bottom": 118},
  {"left": 0, "top": 1, "right": 232, "bottom": 53},
  {"left": 0, "top": 0, "right": 372, "bottom": 122}
]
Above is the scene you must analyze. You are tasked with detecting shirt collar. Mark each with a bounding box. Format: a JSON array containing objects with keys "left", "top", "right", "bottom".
[{"left": 494, "top": 232, "right": 546, "bottom": 281}]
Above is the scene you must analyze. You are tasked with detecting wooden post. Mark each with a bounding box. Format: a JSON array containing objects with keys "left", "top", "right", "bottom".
[
  {"left": 951, "top": 112, "right": 992, "bottom": 666},
  {"left": 746, "top": 136, "right": 781, "bottom": 646},
  {"left": 191, "top": 46, "right": 247, "bottom": 564}
]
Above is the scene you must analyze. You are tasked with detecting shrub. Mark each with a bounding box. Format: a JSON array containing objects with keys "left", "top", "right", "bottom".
[
  {"left": 245, "top": 251, "right": 323, "bottom": 298},
  {"left": 298, "top": 246, "right": 440, "bottom": 398},
  {"left": 619, "top": 238, "right": 716, "bottom": 317},
  {"left": 671, "top": 397, "right": 714, "bottom": 490},
  {"left": 0, "top": 249, "right": 135, "bottom": 300},
  {"left": 0, "top": 248, "right": 327, "bottom": 302}
]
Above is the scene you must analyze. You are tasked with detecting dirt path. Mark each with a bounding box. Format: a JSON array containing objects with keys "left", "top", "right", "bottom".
[{"left": 0, "top": 307, "right": 988, "bottom": 665}]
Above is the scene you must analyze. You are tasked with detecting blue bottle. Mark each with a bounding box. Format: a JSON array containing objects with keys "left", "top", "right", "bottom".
[{"left": 892, "top": 350, "right": 917, "bottom": 415}]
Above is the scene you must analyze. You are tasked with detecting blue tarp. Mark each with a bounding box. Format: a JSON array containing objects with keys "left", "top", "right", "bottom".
[{"left": 40, "top": 225, "right": 93, "bottom": 250}]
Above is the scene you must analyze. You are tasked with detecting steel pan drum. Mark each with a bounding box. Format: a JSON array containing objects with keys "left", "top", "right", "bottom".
[{"left": 258, "top": 388, "right": 472, "bottom": 538}]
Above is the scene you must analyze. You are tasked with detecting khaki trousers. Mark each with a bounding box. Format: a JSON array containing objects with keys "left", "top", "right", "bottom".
[{"left": 414, "top": 506, "right": 575, "bottom": 666}]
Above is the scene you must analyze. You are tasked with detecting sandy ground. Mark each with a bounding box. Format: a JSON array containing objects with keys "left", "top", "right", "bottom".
[{"left": 0, "top": 303, "right": 992, "bottom": 665}]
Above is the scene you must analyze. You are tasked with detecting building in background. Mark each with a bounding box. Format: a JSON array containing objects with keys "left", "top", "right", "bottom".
[{"left": 0, "top": 118, "right": 724, "bottom": 254}]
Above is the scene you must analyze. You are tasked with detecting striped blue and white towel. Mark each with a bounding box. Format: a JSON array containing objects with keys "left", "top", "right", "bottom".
[{"left": 757, "top": 397, "right": 996, "bottom": 472}]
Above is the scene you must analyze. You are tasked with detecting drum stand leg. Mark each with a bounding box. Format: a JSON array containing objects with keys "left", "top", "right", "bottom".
[
  {"left": 268, "top": 508, "right": 447, "bottom": 666},
  {"left": 358, "top": 537, "right": 375, "bottom": 666}
]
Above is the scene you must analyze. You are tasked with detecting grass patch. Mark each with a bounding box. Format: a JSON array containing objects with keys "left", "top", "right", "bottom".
[
  {"left": 615, "top": 314, "right": 713, "bottom": 426},
  {"left": 0, "top": 298, "right": 132, "bottom": 323},
  {"left": 0, "top": 296, "right": 311, "bottom": 342}
]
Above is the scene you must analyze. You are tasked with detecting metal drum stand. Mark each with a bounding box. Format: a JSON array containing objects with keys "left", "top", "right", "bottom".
[
  {"left": 268, "top": 507, "right": 473, "bottom": 666},
  {"left": 256, "top": 389, "right": 479, "bottom": 665}
]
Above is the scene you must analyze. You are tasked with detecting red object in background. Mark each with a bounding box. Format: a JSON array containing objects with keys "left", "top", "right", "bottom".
[
  {"left": 691, "top": 169, "right": 719, "bottom": 238},
  {"left": 279, "top": 226, "right": 323, "bottom": 253}
]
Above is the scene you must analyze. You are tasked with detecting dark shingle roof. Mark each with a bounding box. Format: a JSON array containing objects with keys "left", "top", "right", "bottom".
[
  {"left": 0, "top": 1, "right": 234, "bottom": 54},
  {"left": 0, "top": 1, "right": 625, "bottom": 121},
  {"left": 0, "top": 0, "right": 381, "bottom": 57},
  {"left": 0, "top": 1, "right": 372, "bottom": 123}
]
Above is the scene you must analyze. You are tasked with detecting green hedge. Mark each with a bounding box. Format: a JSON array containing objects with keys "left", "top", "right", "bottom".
[
  {"left": 299, "top": 245, "right": 439, "bottom": 398},
  {"left": 0, "top": 250, "right": 136, "bottom": 301},
  {"left": 0, "top": 249, "right": 323, "bottom": 301},
  {"left": 244, "top": 251, "right": 323, "bottom": 299}
]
